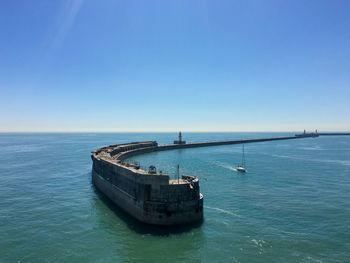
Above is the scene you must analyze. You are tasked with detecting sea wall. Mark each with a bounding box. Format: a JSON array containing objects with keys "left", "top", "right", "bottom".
[
  {"left": 118, "top": 135, "right": 314, "bottom": 161},
  {"left": 92, "top": 154, "right": 203, "bottom": 225},
  {"left": 92, "top": 134, "right": 317, "bottom": 225}
]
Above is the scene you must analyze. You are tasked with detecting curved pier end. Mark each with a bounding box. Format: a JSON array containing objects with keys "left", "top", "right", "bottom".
[
  {"left": 91, "top": 133, "right": 320, "bottom": 226},
  {"left": 91, "top": 141, "right": 203, "bottom": 226}
]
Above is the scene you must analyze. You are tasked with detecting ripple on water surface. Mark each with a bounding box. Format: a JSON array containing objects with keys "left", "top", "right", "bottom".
[{"left": 0, "top": 133, "right": 350, "bottom": 262}]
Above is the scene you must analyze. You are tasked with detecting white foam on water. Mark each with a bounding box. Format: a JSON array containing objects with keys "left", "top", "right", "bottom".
[
  {"left": 298, "top": 146, "right": 324, "bottom": 151},
  {"left": 223, "top": 165, "right": 238, "bottom": 172},
  {"left": 306, "top": 256, "right": 323, "bottom": 263},
  {"left": 224, "top": 165, "right": 248, "bottom": 173},
  {"left": 251, "top": 239, "right": 266, "bottom": 246},
  {"left": 251, "top": 239, "right": 259, "bottom": 246},
  {"left": 205, "top": 206, "right": 241, "bottom": 218},
  {"left": 210, "top": 161, "right": 244, "bottom": 172}
]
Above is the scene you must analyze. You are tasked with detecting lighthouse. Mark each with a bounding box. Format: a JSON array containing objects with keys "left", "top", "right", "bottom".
[{"left": 174, "top": 131, "right": 186, "bottom": 145}]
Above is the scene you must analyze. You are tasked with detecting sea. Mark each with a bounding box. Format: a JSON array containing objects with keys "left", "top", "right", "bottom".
[{"left": 0, "top": 133, "right": 349, "bottom": 263}]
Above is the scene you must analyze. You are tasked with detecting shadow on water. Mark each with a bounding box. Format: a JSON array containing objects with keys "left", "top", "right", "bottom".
[{"left": 92, "top": 184, "right": 203, "bottom": 236}]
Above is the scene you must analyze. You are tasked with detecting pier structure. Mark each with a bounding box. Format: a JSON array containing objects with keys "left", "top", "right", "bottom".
[
  {"left": 92, "top": 141, "right": 203, "bottom": 226},
  {"left": 91, "top": 131, "right": 329, "bottom": 226},
  {"left": 294, "top": 130, "right": 350, "bottom": 137},
  {"left": 317, "top": 132, "right": 350, "bottom": 136}
]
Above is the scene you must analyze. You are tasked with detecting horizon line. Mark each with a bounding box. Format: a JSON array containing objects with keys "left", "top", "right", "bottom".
[{"left": 0, "top": 130, "right": 348, "bottom": 134}]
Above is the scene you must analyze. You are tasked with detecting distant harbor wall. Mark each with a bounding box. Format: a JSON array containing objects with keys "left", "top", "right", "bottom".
[
  {"left": 318, "top": 133, "right": 350, "bottom": 136},
  {"left": 120, "top": 134, "right": 318, "bottom": 160}
]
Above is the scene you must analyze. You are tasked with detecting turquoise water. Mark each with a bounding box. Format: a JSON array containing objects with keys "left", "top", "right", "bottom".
[{"left": 1, "top": 133, "right": 349, "bottom": 262}]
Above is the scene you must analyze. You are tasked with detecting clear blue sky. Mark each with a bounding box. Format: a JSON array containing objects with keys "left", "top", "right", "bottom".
[{"left": 1, "top": 0, "right": 349, "bottom": 132}]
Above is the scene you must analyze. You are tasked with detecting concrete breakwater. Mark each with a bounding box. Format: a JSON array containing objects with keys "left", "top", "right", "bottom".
[
  {"left": 91, "top": 133, "right": 320, "bottom": 226},
  {"left": 120, "top": 133, "right": 319, "bottom": 158},
  {"left": 318, "top": 132, "right": 350, "bottom": 136},
  {"left": 91, "top": 141, "right": 203, "bottom": 226}
]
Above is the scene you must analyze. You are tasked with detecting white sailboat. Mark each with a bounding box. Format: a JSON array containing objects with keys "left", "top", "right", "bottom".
[{"left": 236, "top": 144, "right": 246, "bottom": 173}]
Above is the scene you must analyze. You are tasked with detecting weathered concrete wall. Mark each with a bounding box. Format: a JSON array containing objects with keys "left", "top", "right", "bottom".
[{"left": 92, "top": 155, "right": 203, "bottom": 225}]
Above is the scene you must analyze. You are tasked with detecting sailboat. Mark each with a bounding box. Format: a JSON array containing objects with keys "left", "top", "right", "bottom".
[{"left": 236, "top": 144, "right": 246, "bottom": 173}]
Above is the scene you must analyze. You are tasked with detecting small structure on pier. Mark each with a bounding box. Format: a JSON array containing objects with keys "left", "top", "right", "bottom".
[
  {"left": 295, "top": 129, "right": 319, "bottom": 138},
  {"left": 174, "top": 132, "right": 186, "bottom": 145},
  {"left": 148, "top": 165, "right": 157, "bottom": 174}
]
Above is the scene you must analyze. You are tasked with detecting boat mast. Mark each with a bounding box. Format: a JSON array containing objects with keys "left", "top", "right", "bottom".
[{"left": 242, "top": 144, "right": 245, "bottom": 167}]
